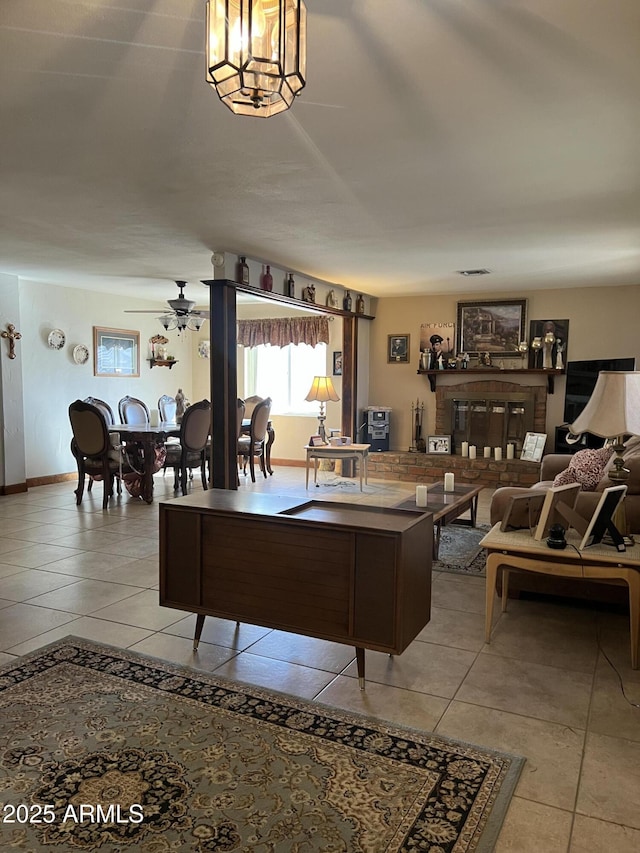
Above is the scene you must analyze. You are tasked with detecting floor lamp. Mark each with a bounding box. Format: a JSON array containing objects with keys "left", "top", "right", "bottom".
[
  {"left": 569, "top": 370, "right": 640, "bottom": 538},
  {"left": 305, "top": 376, "right": 340, "bottom": 444}
]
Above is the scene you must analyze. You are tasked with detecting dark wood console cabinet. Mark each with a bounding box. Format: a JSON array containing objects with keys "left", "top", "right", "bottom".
[{"left": 160, "top": 491, "right": 433, "bottom": 687}]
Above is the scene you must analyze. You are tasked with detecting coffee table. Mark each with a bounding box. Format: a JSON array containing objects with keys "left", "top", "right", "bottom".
[
  {"left": 480, "top": 524, "right": 640, "bottom": 669},
  {"left": 394, "top": 481, "right": 483, "bottom": 559}
]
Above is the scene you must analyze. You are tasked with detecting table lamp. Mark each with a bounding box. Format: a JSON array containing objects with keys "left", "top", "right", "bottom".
[
  {"left": 305, "top": 376, "right": 340, "bottom": 444},
  {"left": 569, "top": 371, "right": 640, "bottom": 536},
  {"left": 569, "top": 371, "right": 640, "bottom": 484}
]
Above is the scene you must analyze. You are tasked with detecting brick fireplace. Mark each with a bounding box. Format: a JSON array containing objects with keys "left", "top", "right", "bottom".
[{"left": 366, "top": 378, "right": 547, "bottom": 488}]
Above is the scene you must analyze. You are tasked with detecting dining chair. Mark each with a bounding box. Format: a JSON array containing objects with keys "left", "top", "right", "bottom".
[
  {"left": 157, "top": 394, "right": 177, "bottom": 424},
  {"left": 83, "top": 396, "right": 116, "bottom": 425},
  {"left": 69, "top": 400, "right": 129, "bottom": 509},
  {"left": 81, "top": 396, "right": 124, "bottom": 493},
  {"left": 242, "top": 395, "right": 264, "bottom": 422},
  {"left": 238, "top": 397, "right": 272, "bottom": 482},
  {"left": 118, "top": 395, "right": 150, "bottom": 425},
  {"left": 164, "top": 399, "right": 212, "bottom": 495}
]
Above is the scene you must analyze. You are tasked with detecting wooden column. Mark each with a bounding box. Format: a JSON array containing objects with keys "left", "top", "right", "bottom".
[
  {"left": 203, "top": 279, "right": 238, "bottom": 489},
  {"left": 341, "top": 315, "right": 358, "bottom": 476}
]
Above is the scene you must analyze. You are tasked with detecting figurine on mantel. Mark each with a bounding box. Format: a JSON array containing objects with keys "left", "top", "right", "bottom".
[
  {"left": 555, "top": 339, "right": 565, "bottom": 370},
  {"left": 302, "top": 282, "right": 316, "bottom": 303}
]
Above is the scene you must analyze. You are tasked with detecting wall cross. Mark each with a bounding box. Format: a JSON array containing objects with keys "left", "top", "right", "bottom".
[{"left": 1, "top": 323, "right": 22, "bottom": 360}]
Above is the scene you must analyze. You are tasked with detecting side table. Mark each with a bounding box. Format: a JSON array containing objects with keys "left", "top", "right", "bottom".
[{"left": 480, "top": 524, "right": 640, "bottom": 669}]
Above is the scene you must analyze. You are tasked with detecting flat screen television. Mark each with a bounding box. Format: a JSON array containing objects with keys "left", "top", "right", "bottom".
[{"left": 563, "top": 357, "right": 636, "bottom": 425}]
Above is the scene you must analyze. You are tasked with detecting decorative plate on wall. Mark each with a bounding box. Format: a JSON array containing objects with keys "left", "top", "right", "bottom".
[
  {"left": 73, "top": 344, "right": 90, "bottom": 365},
  {"left": 47, "top": 329, "right": 66, "bottom": 350}
]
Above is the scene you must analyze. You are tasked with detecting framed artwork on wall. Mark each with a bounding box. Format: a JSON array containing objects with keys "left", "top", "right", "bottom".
[
  {"left": 93, "top": 327, "right": 140, "bottom": 377},
  {"left": 332, "top": 351, "right": 343, "bottom": 375},
  {"left": 528, "top": 319, "right": 569, "bottom": 369},
  {"left": 388, "top": 334, "right": 410, "bottom": 363},
  {"left": 457, "top": 299, "right": 526, "bottom": 356}
]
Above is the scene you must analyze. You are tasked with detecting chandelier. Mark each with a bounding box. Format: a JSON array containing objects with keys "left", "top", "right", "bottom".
[
  {"left": 158, "top": 314, "right": 206, "bottom": 333},
  {"left": 205, "top": 0, "right": 307, "bottom": 117}
]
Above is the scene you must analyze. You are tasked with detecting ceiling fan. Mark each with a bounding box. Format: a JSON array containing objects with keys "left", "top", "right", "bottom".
[{"left": 124, "top": 281, "right": 210, "bottom": 332}]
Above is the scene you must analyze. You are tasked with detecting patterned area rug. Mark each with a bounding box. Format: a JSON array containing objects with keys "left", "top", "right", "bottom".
[
  {"left": 434, "top": 524, "right": 491, "bottom": 576},
  {"left": 0, "top": 639, "right": 523, "bottom": 852}
]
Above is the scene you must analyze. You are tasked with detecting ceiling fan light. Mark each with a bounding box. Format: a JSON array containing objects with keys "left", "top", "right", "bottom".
[{"left": 206, "top": 0, "right": 306, "bottom": 118}]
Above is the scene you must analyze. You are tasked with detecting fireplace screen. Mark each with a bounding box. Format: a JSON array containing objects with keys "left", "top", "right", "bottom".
[{"left": 449, "top": 392, "right": 534, "bottom": 453}]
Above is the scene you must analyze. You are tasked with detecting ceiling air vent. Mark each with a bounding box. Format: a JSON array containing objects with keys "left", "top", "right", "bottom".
[{"left": 457, "top": 269, "right": 491, "bottom": 276}]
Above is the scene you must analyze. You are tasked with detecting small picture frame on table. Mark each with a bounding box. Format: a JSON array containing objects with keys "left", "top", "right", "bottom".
[
  {"left": 500, "top": 493, "right": 546, "bottom": 533},
  {"left": 520, "top": 432, "right": 547, "bottom": 462},
  {"left": 309, "top": 435, "right": 324, "bottom": 447},
  {"left": 427, "top": 435, "right": 451, "bottom": 454}
]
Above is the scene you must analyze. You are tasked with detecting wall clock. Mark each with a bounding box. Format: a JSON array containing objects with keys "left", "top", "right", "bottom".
[
  {"left": 47, "top": 329, "right": 66, "bottom": 350},
  {"left": 72, "top": 344, "right": 89, "bottom": 365}
]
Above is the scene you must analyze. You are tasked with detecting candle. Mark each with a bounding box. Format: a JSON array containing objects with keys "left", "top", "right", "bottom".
[
  {"left": 484, "top": 446, "right": 491, "bottom": 458},
  {"left": 444, "top": 472, "right": 455, "bottom": 491},
  {"left": 494, "top": 447, "right": 502, "bottom": 461},
  {"left": 416, "top": 485, "right": 428, "bottom": 507},
  {"left": 469, "top": 445, "right": 477, "bottom": 459},
  {"left": 461, "top": 441, "right": 469, "bottom": 457},
  {"left": 506, "top": 443, "right": 515, "bottom": 460}
]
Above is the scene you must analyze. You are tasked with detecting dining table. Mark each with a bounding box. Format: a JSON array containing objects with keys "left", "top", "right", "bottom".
[
  {"left": 241, "top": 418, "right": 275, "bottom": 475},
  {"left": 108, "top": 422, "right": 180, "bottom": 503}
]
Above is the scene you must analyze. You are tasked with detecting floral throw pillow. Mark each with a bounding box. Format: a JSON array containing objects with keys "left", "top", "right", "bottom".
[{"left": 552, "top": 446, "right": 614, "bottom": 491}]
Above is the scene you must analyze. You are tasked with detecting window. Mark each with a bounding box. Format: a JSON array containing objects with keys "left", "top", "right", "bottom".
[{"left": 244, "top": 342, "right": 328, "bottom": 415}]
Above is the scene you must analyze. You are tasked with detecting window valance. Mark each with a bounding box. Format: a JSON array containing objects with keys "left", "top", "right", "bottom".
[{"left": 237, "top": 316, "right": 330, "bottom": 348}]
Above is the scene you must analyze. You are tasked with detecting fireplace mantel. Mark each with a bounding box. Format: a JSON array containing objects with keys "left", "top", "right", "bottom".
[{"left": 418, "top": 368, "right": 564, "bottom": 393}]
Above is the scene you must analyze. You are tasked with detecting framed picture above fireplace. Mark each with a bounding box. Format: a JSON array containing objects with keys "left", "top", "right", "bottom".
[{"left": 457, "top": 299, "right": 526, "bottom": 357}]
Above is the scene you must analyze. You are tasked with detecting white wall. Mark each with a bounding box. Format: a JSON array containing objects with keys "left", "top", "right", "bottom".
[
  {"left": 18, "top": 280, "right": 194, "bottom": 479},
  {"left": 0, "top": 273, "right": 26, "bottom": 487}
]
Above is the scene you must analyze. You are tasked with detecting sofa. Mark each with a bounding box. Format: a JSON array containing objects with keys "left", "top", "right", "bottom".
[{"left": 489, "top": 436, "right": 640, "bottom": 601}]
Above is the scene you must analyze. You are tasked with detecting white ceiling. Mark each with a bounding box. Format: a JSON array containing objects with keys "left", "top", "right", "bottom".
[{"left": 1, "top": 0, "right": 639, "bottom": 306}]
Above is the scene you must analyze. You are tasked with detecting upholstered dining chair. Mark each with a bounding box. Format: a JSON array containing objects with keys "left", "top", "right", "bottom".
[
  {"left": 157, "top": 394, "right": 177, "bottom": 424},
  {"left": 81, "top": 396, "right": 124, "bottom": 494},
  {"left": 164, "top": 399, "right": 212, "bottom": 495},
  {"left": 83, "top": 396, "right": 116, "bottom": 425},
  {"left": 237, "top": 396, "right": 272, "bottom": 482},
  {"left": 118, "top": 395, "right": 150, "bottom": 425},
  {"left": 69, "top": 399, "right": 129, "bottom": 509},
  {"left": 242, "top": 394, "right": 264, "bottom": 422}
]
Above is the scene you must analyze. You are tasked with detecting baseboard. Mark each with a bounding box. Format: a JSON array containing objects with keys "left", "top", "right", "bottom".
[
  {"left": 24, "top": 472, "right": 77, "bottom": 490},
  {"left": 0, "top": 482, "right": 28, "bottom": 495},
  {"left": 270, "top": 458, "right": 306, "bottom": 468}
]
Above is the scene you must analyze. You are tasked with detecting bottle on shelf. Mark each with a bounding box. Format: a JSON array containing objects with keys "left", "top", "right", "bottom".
[
  {"left": 287, "top": 273, "right": 295, "bottom": 298},
  {"left": 237, "top": 256, "right": 250, "bottom": 285},
  {"left": 355, "top": 293, "right": 365, "bottom": 314},
  {"left": 343, "top": 290, "right": 352, "bottom": 311},
  {"left": 261, "top": 264, "right": 273, "bottom": 292}
]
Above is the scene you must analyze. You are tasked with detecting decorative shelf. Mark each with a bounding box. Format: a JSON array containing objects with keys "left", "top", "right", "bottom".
[
  {"left": 148, "top": 358, "right": 178, "bottom": 369},
  {"left": 417, "top": 368, "right": 564, "bottom": 394}
]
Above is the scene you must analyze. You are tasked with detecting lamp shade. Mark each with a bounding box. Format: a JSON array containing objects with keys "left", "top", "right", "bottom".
[
  {"left": 570, "top": 371, "right": 640, "bottom": 438},
  {"left": 305, "top": 376, "right": 340, "bottom": 404}
]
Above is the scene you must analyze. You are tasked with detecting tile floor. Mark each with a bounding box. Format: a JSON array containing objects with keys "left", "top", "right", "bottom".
[{"left": 1, "top": 466, "right": 639, "bottom": 851}]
